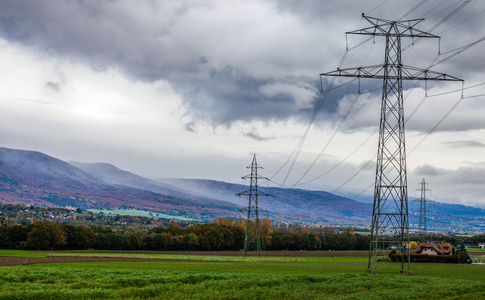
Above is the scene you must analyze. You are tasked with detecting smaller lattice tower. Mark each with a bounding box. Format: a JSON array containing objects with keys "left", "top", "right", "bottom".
[
  {"left": 236, "top": 154, "right": 272, "bottom": 257},
  {"left": 415, "top": 178, "right": 430, "bottom": 235}
]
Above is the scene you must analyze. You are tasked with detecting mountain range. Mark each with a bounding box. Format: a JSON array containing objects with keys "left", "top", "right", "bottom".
[{"left": 0, "top": 147, "right": 483, "bottom": 231}]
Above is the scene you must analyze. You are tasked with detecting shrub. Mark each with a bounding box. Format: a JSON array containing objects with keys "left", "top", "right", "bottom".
[
  {"left": 455, "top": 250, "right": 471, "bottom": 264},
  {"left": 410, "top": 241, "right": 418, "bottom": 250},
  {"left": 390, "top": 253, "right": 472, "bottom": 264}
]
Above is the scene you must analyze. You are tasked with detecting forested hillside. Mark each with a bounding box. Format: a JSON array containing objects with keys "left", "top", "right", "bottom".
[{"left": 0, "top": 147, "right": 484, "bottom": 231}]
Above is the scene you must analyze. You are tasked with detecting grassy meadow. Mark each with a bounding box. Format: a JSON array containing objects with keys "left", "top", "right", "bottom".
[
  {"left": 0, "top": 251, "right": 484, "bottom": 299},
  {"left": 87, "top": 209, "right": 197, "bottom": 221}
]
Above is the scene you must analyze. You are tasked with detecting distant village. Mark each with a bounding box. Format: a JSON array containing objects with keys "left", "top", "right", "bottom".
[{"left": 0, "top": 203, "right": 484, "bottom": 252}]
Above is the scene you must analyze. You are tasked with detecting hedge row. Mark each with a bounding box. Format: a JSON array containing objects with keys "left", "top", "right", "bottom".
[{"left": 390, "top": 252, "right": 471, "bottom": 264}]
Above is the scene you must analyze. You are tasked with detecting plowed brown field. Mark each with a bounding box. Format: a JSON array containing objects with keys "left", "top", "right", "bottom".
[{"left": 0, "top": 250, "right": 370, "bottom": 266}]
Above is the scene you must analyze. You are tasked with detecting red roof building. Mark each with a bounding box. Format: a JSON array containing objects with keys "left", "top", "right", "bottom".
[{"left": 415, "top": 243, "right": 454, "bottom": 255}]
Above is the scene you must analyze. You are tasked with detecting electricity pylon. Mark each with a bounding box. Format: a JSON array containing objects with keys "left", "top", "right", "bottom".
[
  {"left": 415, "top": 178, "right": 430, "bottom": 235},
  {"left": 236, "top": 154, "right": 272, "bottom": 257},
  {"left": 320, "top": 14, "right": 462, "bottom": 274}
]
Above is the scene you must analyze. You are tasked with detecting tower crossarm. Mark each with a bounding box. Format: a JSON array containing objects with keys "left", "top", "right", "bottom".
[
  {"left": 241, "top": 174, "right": 270, "bottom": 181},
  {"left": 346, "top": 15, "right": 439, "bottom": 38},
  {"left": 236, "top": 190, "right": 273, "bottom": 197},
  {"left": 320, "top": 64, "right": 463, "bottom": 82},
  {"left": 238, "top": 208, "right": 270, "bottom": 214}
]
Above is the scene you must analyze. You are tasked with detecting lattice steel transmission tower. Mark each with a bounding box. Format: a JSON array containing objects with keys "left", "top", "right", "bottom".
[
  {"left": 236, "top": 154, "right": 272, "bottom": 257},
  {"left": 320, "top": 14, "right": 462, "bottom": 274},
  {"left": 415, "top": 178, "right": 431, "bottom": 235}
]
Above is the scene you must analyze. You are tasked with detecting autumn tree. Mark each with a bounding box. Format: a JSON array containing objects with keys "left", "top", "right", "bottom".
[
  {"left": 410, "top": 241, "right": 418, "bottom": 250},
  {"left": 260, "top": 218, "right": 273, "bottom": 248},
  {"left": 64, "top": 225, "right": 96, "bottom": 250},
  {"left": 322, "top": 226, "right": 338, "bottom": 235},
  {"left": 342, "top": 227, "right": 355, "bottom": 235},
  {"left": 25, "top": 222, "right": 67, "bottom": 250}
]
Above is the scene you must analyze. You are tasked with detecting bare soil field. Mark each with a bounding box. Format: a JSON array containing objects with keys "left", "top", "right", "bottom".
[
  {"left": 131, "top": 250, "right": 370, "bottom": 257},
  {"left": 0, "top": 256, "right": 180, "bottom": 266},
  {"left": 2, "top": 250, "right": 480, "bottom": 266},
  {"left": 0, "top": 250, "right": 368, "bottom": 266}
]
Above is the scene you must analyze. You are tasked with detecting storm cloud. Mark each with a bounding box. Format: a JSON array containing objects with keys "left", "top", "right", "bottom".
[
  {"left": 3, "top": 1, "right": 483, "bottom": 130},
  {"left": 0, "top": 0, "right": 484, "bottom": 208}
]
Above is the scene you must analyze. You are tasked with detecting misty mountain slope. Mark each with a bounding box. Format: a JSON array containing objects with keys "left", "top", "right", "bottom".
[
  {"left": 158, "top": 178, "right": 245, "bottom": 204},
  {"left": 69, "top": 162, "right": 242, "bottom": 210},
  {"left": 266, "top": 187, "right": 372, "bottom": 221},
  {"left": 0, "top": 148, "right": 115, "bottom": 204},
  {"left": 158, "top": 178, "right": 485, "bottom": 228},
  {"left": 0, "top": 148, "right": 240, "bottom": 219},
  {"left": 408, "top": 199, "right": 485, "bottom": 217},
  {"left": 0, "top": 147, "right": 483, "bottom": 228},
  {"left": 70, "top": 162, "right": 187, "bottom": 196},
  {"left": 0, "top": 159, "right": 30, "bottom": 192},
  {"left": 158, "top": 178, "right": 373, "bottom": 224},
  {"left": 0, "top": 147, "right": 100, "bottom": 188}
]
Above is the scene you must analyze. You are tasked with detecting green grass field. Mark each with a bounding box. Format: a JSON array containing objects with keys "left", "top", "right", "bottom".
[
  {"left": 0, "top": 250, "right": 48, "bottom": 257},
  {"left": 87, "top": 209, "right": 197, "bottom": 221},
  {"left": 50, "top": 252, "right": 369, "bottom": 262},
  {"left": 469, "top": 248, "right": 485, "bottom": 253},
  {"left": 0, "top": 251, "right": 484, "bottom": 299}
]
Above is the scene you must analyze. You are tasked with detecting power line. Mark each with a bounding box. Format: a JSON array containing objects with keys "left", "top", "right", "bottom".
[
  {"left": 430, "top": 35, "right": 485, "bottom": 68},
  {"left": 270, "top": 78, "right": 362, "bottom": 185},
  {"left": 305, "top": 42, "right": 485, "bottom": 192},
  {"left": 291, "top": 82, "right": 382, "bottom": 187},
  {"left": 268, "top": 5, "right": 485, "bottom": 224},
  {"left": 347, "top": 90, "right": 470, "bottom": 202},
  {"left": 399, "top": 0, "right": 428, "bottom": 21},
  {"left": 288, "top": 34, "right": 380, "bottom": 186},
  {"left": 401, "top": 1, "right": 470, "bottom": 52},
  {"left": 298, "top": 130, "right": 375, "bottom": 187},
  {"left": 420, "top": 0, "right": 451, "bottom": 18},
  {"left": 408, "top": 95, "right": 464, "bottom": 155},
  {"left": 368, "top": 0, "right": 390, "bottom": 14},
  {"left": 292, "top": 90, "right": 362, "bottom": 187},
  {"left": 272, "top": 1, "right": 483, "bottom": 197},
  {"left": 272, "top": 8, "right": 381, "bottom": 186},
  {"left": 277, "top": 79, "right": 362, "bottom": 186},
  {"left": 306, "top": 77, "right": 485, "bottom": 197},
  {"left": 437, "top": 7, "right": 485, "bottom": 35}
]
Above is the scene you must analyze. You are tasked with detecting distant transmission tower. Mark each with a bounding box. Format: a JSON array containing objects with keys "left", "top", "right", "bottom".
[
  {"left": 320, "top": 14, "right": 462, "bottom": 274},
  {"left": 236, "top": 154, "right": 272, "bottom": 257},
  {"left": 415, "top": 178, "right": 430, "bottom": 235}
]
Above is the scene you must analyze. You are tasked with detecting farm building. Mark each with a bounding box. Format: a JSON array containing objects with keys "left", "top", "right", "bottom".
[
  {"left": 467, "top": 243, "right": 485, "bottom": 249},
  {"left": 415, "top": 243, "right": 454, "bottom": 255}
]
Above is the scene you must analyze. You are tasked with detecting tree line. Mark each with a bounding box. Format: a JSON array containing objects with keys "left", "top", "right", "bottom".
[
  {"left": 0, "top": 219, "right": 370, "bottom": 251},
  {"left": 0, "top": 221, "right": 244, "bottom": 251},
  {"left": 0, "top": 218, "right": 483, "bottom": 251}
]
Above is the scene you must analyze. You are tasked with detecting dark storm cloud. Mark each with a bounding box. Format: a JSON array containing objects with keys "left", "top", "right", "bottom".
[
  {"left": 179, "top": 69, "right": 306, "bottom": 126},
  {"left": 0, "top": 0, "right": 324, "bottom": 129},
  {"left": 414, "top": 163, "right": 485, "bottom": 186},
  {"left": 243, "top": 130, "right": 274, "bottom": 142},
  {"left": 0, "top": 0, "right": 483, "bottom": 132},
  {"left": 411, "top": 163, "right": 485, "bottom": 207},
  {"left": 414, "top": 164, "right": 445, "bottom": 177}
]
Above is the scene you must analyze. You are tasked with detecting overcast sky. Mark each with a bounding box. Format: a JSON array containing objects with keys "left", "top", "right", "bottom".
[{"left": 0, "top": 0, "right": 484, "bottom": 208}]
